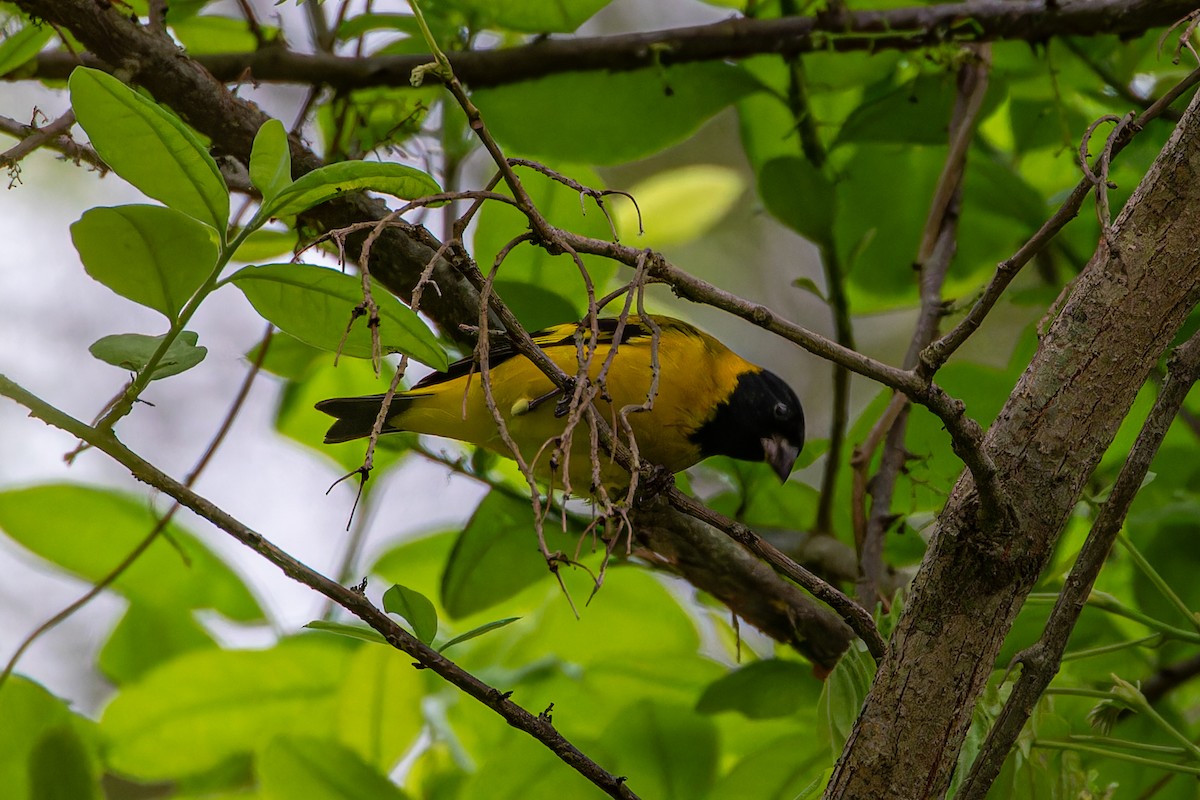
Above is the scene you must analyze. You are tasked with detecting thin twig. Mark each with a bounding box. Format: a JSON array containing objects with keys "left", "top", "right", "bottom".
[
  {"left": 857, "top": 44, "right": 991, "bottom": 606},
  {"left": 0, "top": 374, "right": 641, "bottom": 800}
]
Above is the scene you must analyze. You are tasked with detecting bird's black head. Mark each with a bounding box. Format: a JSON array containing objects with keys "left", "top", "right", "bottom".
[{"left": 690, "top": 369, "right": 805, "bottom": 482}]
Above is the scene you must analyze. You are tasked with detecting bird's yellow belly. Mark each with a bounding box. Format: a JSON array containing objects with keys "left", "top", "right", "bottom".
[{"left": 395, "top": 351, "right": 710, "bottom": 493}]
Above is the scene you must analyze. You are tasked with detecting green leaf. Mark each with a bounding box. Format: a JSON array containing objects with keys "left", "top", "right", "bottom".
[
  {"left": 0, "top": 17, "right": 53, "bottom": 75},
  {"left": 599, "top": 702, "right": 718, "bottom": 800},
  {"left": 99, "top": 603, "right": 218, "bottom": 685},
  {"left": 30, "top": 723, "right": 101, "bottom": 800},
  {"left": 68, "top": 67, "right": 229, "bottom": 231},
  {"left": 231, "top": 228, "right": 299, "bottom": 263},
  {"left": 89, "top": 331, "right": 208, "bottom": 380},
  {"left": 247, "top": 331, "right": 323, "bottom": 381},
  {"left": 71, "top": 205, "right": 217, "bottom": 321},
  {"left": 260, "top": 161, "right": 441, "bottom": 219},
  {"left": 260, "top": 737, "right": 408, "bottom": 800},
  {"left": 100, "top": 637, "right": 354, "bottom": 780},
  {"left": 792, "top": 277, "right": 827, "bottom": 302},
  {"left": 437, "top": 0, "right": 610, "bottom": 33},
  {"left": 709, "top": 736, "right": 830, "bottom": 800},
  {"left": 229, "top": 263, "right": 447, "bottom": 369},
  {"left": 472, "top": 165, "right": 615, "bottom": 328},
  {"left": 273, "top": 356, "right": 409, "bottom": 474},
  {"left": 458, "top": 727, "right": 610, "bottom": 800},
  {"left": 474, "top": 62, "right": 762, "bottom": 165},
  {"left": 836, "top": 72, "right": 1001, "bottom": 147},
  {"left": 382, "top": 584, "right": 439, "bottom": 644},
  {"left": 759, "top": 156, "right": 837, "bottom": 249},
  {"left": 172, "top": 14, "right": 276, "bottom": 55},
  {"left": 335, "top": 645, "right": 425, "bottom": 770},
  {"left": 441, "top": 491, "right": 580, "bottom": 619},
  {"left": 696, "top": 659, "right": 822, "bottom": 719},
  {"left": 304, "top": 620, "right": 388, "bottom": 646},
  {"left": 319, "top": 86, "right": 437, "bottom": 159},
  {"left": 437, "top": 617, "right": 520, "bottom": 653},
  {"left": 0, "top": 484, "right": 261, "bottom": 620},
  {"left": 250, "top": 119, "right": 292, "bottom": 205},
  {"left": 0, "top": 677, "right": 99, "bottom": 800},
  {"left": 1128, "top": 501, "right": 1200, "bottom": 629},
  {"left": 612, "top": 165, "right": 745, "bottom": 247},
  {"left": 334, "top": 13, "right": 423, "bottom": 41},
  {"left": 817, "top": 643, "right": 877, "bottom": 758}
]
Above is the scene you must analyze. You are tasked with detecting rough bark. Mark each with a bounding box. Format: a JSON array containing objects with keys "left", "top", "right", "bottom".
[
  {"left": 825, "top": 89, "right": 1200, "bottom": 798},
  {"left": 17, "top": 0, "right": 1197, "bottom": 90}
]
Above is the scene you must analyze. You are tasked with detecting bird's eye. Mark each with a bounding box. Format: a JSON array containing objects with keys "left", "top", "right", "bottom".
[{"left": 773, "top": 402, "right": 789, "bottom": 420}]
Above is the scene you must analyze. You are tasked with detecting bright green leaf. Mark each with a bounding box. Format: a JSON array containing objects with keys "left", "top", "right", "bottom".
[
  {"left": 247, "top": 331, "right": 323, "bottom": 382},
  {"left": 0, "top": 484, "right": 261, "bottom": 620},
  {"left": 304, "top": 620, "right": 388, "bottom": 646},
  {"left": 458, "top": 727, "right": 609, "bottom": 800},
  {"left": 0, "top": 17, "right": 53, "bottom": 75},
  {"left": 696, "top": 659, "right": 821, "bottom": 719},
  {"left": 71, "top": 205, "right": 217, "bottom": 320},
  {"left": 250, "top": 119, "right": 292, "bottom": 204},
  {"left": 100, "top": 637, "right": 354, "bottom": 780},
  {"left": 474, "top": 63, "right": 762, "bottom": 165},
  {"left": 172, "top": 14, "right": 275, "bottom": 55},
  {"left": 229, "top": 263, "right": 447, "bottom": 369},
  {"left": 89, "top": 330, "right": 208, "bottom": 380},
  {"left": 68, "top": 67, "right": 229, "bottom": 231},
  {"left": 437, "top": 617, "right": 520, "bottom": 653},
  {"left": 261, "top": 161, "right": 441, "bottom": 219},
  {"left": 382, "top": 583, "right": 439, "bottom": 644},
  {"left": 260, "top": 737, "right": 408, "bottom": 800},
  {"left": 231, "top": 228, "right": 299, "bottom": 263},
  {"left": 792, "top": 277, "right": 827, "bottom": 301},
  {"left": 613, "top": 165, "right": 744, "bottom": 247},
  {"left": 334, "top": 13, "right": 422, "bottom": 41}
]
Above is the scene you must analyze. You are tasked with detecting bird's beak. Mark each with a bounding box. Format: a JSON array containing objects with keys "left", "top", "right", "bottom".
[{"left": 762, "top": 434, "right": 800, "bottom": 483}]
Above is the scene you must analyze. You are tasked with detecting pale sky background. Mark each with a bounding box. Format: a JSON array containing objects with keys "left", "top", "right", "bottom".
[{"left": 0, "top": 0, "right": 921, "bottom": 712}]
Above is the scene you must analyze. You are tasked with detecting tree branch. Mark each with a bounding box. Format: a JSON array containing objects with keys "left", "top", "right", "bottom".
[
  {"left": 0, "top": 374, "right": 641, "bottom": 800},
  {"left": 955, "top": 328, "right": 1200, "bottom": 800},
  {"left": 14, "top": 0, "right": 1196, "bottom": 90},
  {"left": 826, "top": 70, "right": 1200, "bottom": 800}
]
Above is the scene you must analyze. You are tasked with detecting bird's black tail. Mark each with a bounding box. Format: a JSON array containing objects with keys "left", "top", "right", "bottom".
[{"left": 314, "top": 394, "right": 410, "bottom": 443}]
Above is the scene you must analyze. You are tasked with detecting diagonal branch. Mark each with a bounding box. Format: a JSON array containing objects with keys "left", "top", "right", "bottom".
[{"left": 0, "top": 374, "right": 641, "bottom": 800}]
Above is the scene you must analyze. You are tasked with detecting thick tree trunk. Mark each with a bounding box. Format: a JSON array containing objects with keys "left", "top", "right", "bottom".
[{"left": 826, "top": 92, "right": 1200, "bottom": 797}]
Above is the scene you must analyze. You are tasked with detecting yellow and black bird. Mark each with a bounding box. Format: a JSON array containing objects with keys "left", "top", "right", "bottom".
[{"left": 316, "top": 315, "right": 804, "bottom": 492}]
